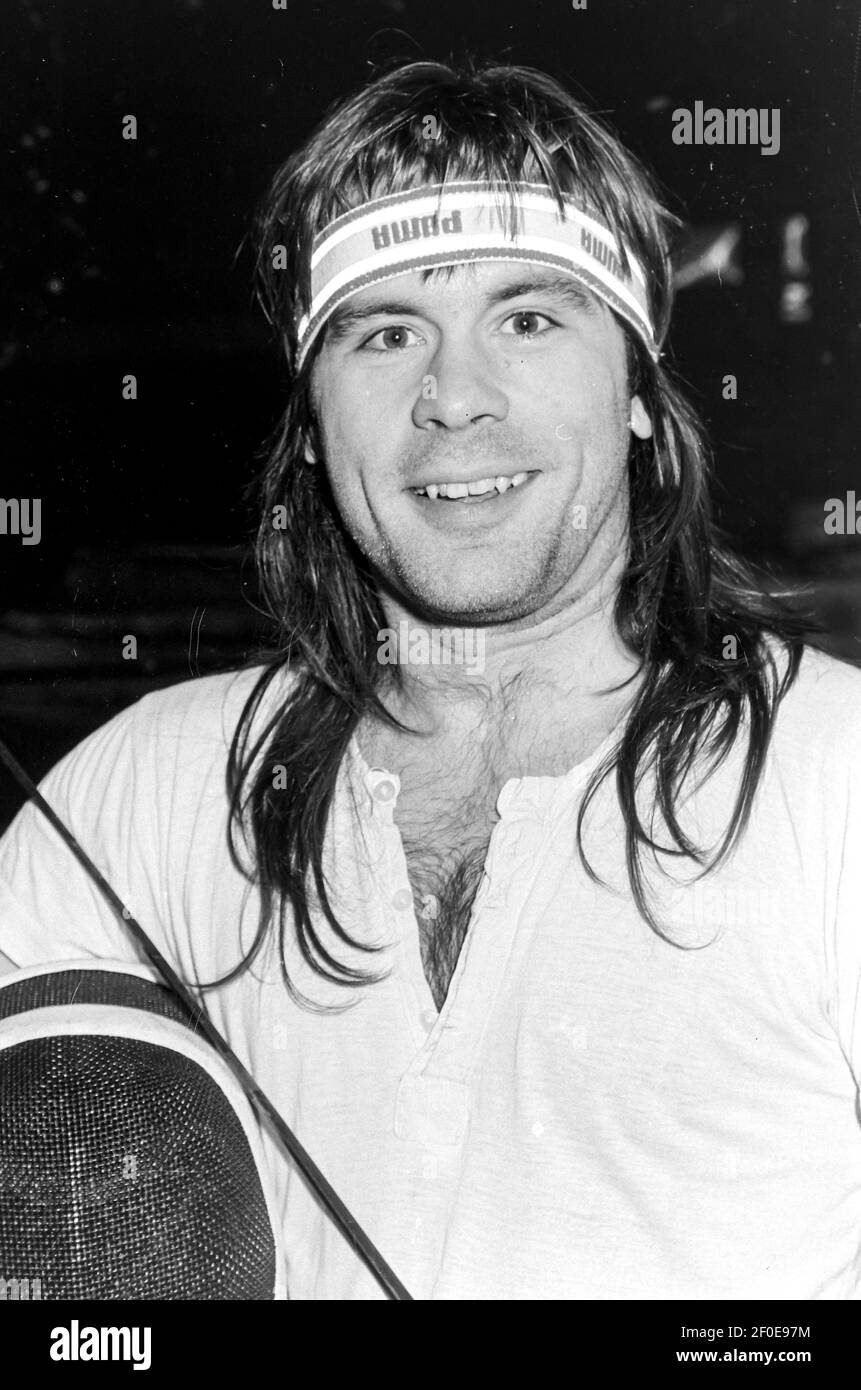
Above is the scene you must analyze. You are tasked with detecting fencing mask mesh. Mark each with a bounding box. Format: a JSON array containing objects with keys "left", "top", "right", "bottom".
[{"left": 0, "top": 961, "right": 287, "bottom": 1300}]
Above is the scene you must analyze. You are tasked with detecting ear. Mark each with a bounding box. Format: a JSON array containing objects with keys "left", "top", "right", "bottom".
[
  {"left": 302, "top": 411, "right": 322, "bottom": 465},
  {"left": 629, "top": 394, "right": 653, "bottom": 441}
]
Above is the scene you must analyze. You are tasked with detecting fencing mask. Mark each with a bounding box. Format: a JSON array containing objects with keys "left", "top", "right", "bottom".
[{"left": 0, "top": 959, "right": 287, "bottom": 1300}]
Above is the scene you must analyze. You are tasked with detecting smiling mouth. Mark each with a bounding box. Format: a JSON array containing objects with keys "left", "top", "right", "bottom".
[{"left": 411, "top": 471, "right": 533, "bottom": 500}]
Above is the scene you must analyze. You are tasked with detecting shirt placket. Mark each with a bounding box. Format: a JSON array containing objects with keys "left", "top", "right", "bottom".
[{"left": 362, "top": 764, "right": 553, "bottom": 1147}]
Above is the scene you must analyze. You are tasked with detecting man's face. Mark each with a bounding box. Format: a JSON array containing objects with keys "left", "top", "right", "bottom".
[{"left": 309, "top": 261, "right": 652, "bottom": 624}]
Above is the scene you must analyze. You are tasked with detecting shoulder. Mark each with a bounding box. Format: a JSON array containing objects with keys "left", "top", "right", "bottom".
[
  {"left": 0, "top": 662, "right": 302, "bottom": 979},
  {"left": 768, "top": 638, "right": 861, "bottom": 756},
  {"left": 129, "top": 664, "right": 285, "bottom": 749},
  {"left": 24, "top": 662, "right": 300, "bottom": 815},
  {"left": 102, "top": 661, "right": 298, "bottom": 752}
]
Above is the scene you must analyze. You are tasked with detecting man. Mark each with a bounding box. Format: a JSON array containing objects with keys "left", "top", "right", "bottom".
[{"left": 1, "top": 60, "right": 860, "bottom": 1300}]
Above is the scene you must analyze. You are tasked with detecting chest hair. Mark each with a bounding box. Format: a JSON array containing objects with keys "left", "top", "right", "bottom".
[{"left": 395, "top": 772, "right": 500, "bottom": 1011}]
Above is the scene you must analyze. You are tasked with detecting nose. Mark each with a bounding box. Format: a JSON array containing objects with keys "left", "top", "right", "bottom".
[{"left": 412, "top": 334, "right": 509, "bottom": 431}]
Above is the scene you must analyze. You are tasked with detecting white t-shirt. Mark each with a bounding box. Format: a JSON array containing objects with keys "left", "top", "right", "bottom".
[{"left": 1, "top": 642, "right": 860, "bottom": 1300}]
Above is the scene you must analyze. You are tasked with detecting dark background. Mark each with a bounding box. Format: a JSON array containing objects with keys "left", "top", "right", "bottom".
[{"left": 1, "top": 0, "right": 859, "bottom": 828}]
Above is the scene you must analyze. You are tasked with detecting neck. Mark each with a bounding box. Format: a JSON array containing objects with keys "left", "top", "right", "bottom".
[{"left": 371, "top": 550, "right": 643, "bottom": 743}]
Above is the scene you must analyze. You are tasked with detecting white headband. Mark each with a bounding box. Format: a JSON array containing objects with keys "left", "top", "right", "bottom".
[{"left": 295, "top": 181, "right": 658, "bottom": 368}]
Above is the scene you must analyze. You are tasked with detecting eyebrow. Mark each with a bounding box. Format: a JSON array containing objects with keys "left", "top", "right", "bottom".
[{"left": 323, "top": 273, "right": 599, "bottom": 343}]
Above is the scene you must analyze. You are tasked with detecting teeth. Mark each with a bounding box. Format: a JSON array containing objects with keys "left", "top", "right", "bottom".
[{"left": 415, "top": 472, "right": 532, "bottom": 497}]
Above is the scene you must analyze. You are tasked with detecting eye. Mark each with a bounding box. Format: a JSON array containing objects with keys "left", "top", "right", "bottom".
[
  {"left": 500, "top": 310, "right": 557, "bottom": 338},
  {"left": 361, "top": 324, "right": 425, "bottom": 352}
]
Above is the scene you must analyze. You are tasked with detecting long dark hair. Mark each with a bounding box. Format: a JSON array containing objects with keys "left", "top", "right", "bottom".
[{"left": 220, "top": 59, "right": 811, "bottom": 1004}]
